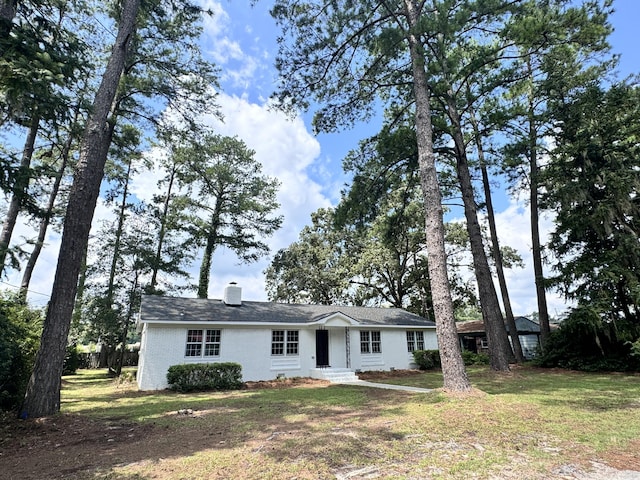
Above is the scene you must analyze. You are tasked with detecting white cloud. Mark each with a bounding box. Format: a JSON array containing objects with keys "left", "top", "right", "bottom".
[
  {"left": 198, "top": 0, "right": 271, "bottom": 90},
  {"left": 199, "top": 0, "right": 230, "bottom": 38},
  {"left": 125, "top": 92, "right": 330, "bottom": 301},
  {"left": 128, "top": 147, "right": 171, "bottom": 204},
  {"left": 195, "top": 93, "right": 331, "bottom": 299},
  {"left": 206, "top": 37, "right": 244, "bottom": 65}
]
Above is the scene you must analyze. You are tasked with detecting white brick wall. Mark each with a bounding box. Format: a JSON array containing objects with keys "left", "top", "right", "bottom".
[{"left": 137, "top": 323, "right": 438, "bottom": 390}]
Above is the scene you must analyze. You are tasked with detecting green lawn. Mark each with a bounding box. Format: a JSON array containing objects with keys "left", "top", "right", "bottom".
[{"left": 7, "top": 366, "right": 638, "bottom": 479}]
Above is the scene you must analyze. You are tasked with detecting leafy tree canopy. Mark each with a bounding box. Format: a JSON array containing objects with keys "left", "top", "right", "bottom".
[{"left": 545, "top": 82, "right": 640, "bottom": 329}]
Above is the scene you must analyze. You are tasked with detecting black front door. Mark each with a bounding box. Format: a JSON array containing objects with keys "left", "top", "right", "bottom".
[{"left": 316, "top": 330, "right": 329, "bottom": 367}]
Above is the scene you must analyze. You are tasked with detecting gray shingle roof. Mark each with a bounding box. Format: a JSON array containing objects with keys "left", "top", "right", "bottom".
[
  {"left": 456, "top": 316, "right": 540, "bottom": 334},
  {"left": 513, "top": 316, "right": 542, "bottom": 333},
  {"left": 139, "top": 295, "right": 435, "bottom": 328}
]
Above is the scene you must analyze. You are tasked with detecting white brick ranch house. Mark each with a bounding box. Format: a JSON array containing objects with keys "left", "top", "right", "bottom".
[{"left": 136, "top": 284, "right": 437, "bottom": 390}]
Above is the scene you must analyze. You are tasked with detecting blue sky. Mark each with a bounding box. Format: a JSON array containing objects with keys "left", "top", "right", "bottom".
[{"left": 7, "top": 0, "right": 640, "bottom": 316}]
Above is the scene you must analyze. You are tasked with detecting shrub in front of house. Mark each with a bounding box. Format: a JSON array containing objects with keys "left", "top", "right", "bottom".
[
  {"left": 413, "top": 350, "right": 441, "bottom": 370},
  {"left": 167, "top": 363, "right": 243, "bottom": 392},
  {"left": 461, "top": 350, "right": 490, "bottom": 365}
]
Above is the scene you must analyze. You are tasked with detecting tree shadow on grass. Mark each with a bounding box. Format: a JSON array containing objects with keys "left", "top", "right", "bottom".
[
  {"left": 7, "top": 367, "right": 637, "bottom": 479},
  {"left": 1, "top": 375, "right": 427, "bottom": 480}
]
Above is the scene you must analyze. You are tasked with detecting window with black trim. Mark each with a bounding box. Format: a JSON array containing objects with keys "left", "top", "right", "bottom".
[
  {"left": 271, "top": 330, "right": 299, "bottom": 355},
  {"left": 185, "top": 329, "right": 221, "bottom": 357},
  {"left": 360, "top": 330, "right": 381, "bottom": 353},
  {"left": 406, "top": 331, "right": 425, "bottom": 352}
]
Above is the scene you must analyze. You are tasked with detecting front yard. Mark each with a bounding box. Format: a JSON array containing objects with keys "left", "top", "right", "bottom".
[{"left": 1, "top": 366, "right": 639, "bottom": 479}]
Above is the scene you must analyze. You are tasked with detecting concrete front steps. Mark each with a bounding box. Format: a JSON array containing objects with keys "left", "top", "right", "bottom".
[{"left": 310, "top": 368, "right": 360, "bottom": 383}]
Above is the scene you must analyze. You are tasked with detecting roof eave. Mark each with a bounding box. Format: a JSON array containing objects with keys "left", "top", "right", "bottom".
[{"left": 138, "top": 319, "right": 436, "bottom": 329}]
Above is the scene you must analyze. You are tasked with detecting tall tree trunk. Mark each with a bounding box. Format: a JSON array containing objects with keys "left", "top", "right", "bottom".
[
  {"left": 197, "top": 211, "right": 220, "bottom": 299},
  {"left": 149, "top": 163, "right": 177, "bottom": 292},
  {"left": 446, "top": 100, "right": 512, "bottom": 371},
  {"left": 479, "top": 157, "right": 525, "bottom": 362},
  {"left": 115, "top": 269, "right": 139, "bottom": 376},
  {"left": 21, "top": 0, "right": 140, "bottom": 418},
  {"left": 469, "top": 111, "right": 525, "bottom": 363},
  {"left": 527, "top": 80, "right": 551, "bottom": 346},
  {"left": 103, "top": 150, "right": 134, "bottom": 370},
  {"left": 19, "top": 104, "right": 80, "bottom": 298},
  {"left": 70, "top": 249, "right": 88, "bottom": 338},
  {"left": 0, "top": 0, "right": 17, "bottom": 39},
  {"left": 0, "top": 115, "right": 39, "bottom": 275},
  {"left": 107, "top": 155, "right": 134, "bottom": 303},
  {"left": 18, "top": 158, "right": 62, "bottom": 299},
  {"left": 197, "top": 233, "right": 214, "bottom": 299},
  {"left": 403, "top": 0, "right": 471, "bottom": 392}
]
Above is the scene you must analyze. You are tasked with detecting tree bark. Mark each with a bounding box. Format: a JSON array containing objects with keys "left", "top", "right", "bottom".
[
  {"left": 403, "top": 0, "right": 471, "bottom": 392},
  {"left": 446, "top": 99, "right": 512, "bottom": 371},
  {"left": 149, "top": 163, "right": 177, "bottom": 292},
  {"left": 479, "top": 158, "right": 525, "bottom": 362},
  {"left": 529, "top": 108, "right": 551, "bottom": 346},
  {"left": 0, "top": 115, "right": 39, "bottom": 275},
  {"left": 0, "top": 0, "right": 17, "bottom": 39},
  {"left": 529, "top": 131, "right": 551, "bottom": 347},
  {"left": 197, "top": 228, "right": 215, "bottom": 299},
  {"left": 115, "top": 269, "right": 139, "bottom": 376},
  {"left": 197, "top": 206, "right": 222, "bottom": 299},
  {"left": 21, "top": 0, "right": 141, "bottom": 418},
  {"left": 107, "top": 154, "right": 134, "bottom": 303},
  {"left": 70, "top": 249, "right": 88, "bottom": 336},
  {"left": 469, "top": 111, "right": 525, "bottom": 362}
]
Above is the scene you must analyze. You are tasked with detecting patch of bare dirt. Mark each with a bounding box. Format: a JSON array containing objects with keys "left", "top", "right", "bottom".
[
  {"left": 599, "top": 439, "right": 640, "bottom": 472},
  {"left": 0, "top": 412, "right": 156, "bottom": 479},
  {"left": 438, "top": 386, "right": 488, "bottom": 399},
  {"left": 357, "top": 369, "right": 424, "bottom": 380},
  {"left": 243, "top": 377, "right": 329, "bottom": 389}
]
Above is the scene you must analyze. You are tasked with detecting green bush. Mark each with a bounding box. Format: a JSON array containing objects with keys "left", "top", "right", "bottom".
[
  {"left": 461, "top": 350, "right": 490, "bottom": 365},
  {"left": 0, "top": 295, "right": 42, "bottom": 412},
  {"left": 413, "top": 350, "right": 441, "bottom": 370},
  {"left": 167, "top": 362, "right": 243, "bottom": 392},
  {"left": 535, "top": 306, "right": 640, "bottom": 372},
  {"left": 63, "top": 344, "right": 80, "bottom": 375}
]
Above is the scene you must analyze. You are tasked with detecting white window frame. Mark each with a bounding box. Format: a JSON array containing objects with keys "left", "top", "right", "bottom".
[
  {"left": 360, "top": 330, "right": 381, "bottom": 354},
  {"left": 406, "top": 330, "right": 425, "bottom": 352},
  {"left": 271, "top": 330, "right": 299, "bottom": 356},
  {"left": 185, "top": 329, "right": 221, "bottom": 357},
  {"left": 204, "top": 329, "right": 221, "bottom": 356}
]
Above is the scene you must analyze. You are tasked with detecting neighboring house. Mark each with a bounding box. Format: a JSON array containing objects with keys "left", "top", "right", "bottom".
[
  {"left": 457, "top": 316, "right": 542, "bottom": 360},
  {"left": 136, "top": 284, "right": 437, "bottom": 390}
]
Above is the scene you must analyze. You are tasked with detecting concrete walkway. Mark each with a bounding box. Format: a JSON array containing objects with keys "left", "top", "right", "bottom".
[{"left": 340, "top": 380, "right": 432, "bottom": 393}]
